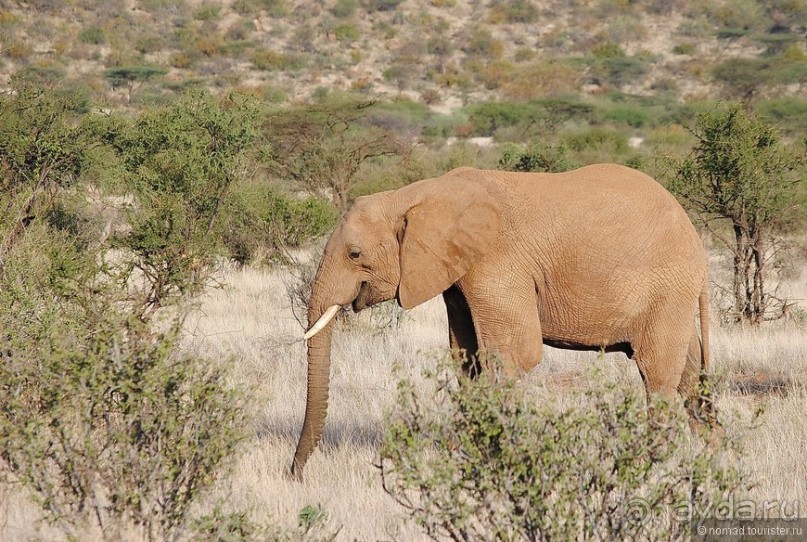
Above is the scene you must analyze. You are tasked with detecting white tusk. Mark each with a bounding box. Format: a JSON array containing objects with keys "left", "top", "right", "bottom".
[{"left": 304, "top": 305, "right": 341, "bottom": 340}]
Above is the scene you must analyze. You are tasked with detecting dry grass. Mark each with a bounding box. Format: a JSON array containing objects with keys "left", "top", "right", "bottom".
[{"left": 2, "top": 263, "right": 805, "bottom": 540}]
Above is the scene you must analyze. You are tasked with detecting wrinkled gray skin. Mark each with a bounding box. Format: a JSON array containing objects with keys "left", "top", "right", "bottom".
[{"left": 291, "top": 165, "right": 712, "bottom": 481}]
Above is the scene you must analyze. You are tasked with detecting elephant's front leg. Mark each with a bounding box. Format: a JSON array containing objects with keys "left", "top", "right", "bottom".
[
  {"left": 458, "top": 272, "right": 543, "bottom": 377},
  {"left": 443, "top": 284, "right": 481, "bottom": 377}
]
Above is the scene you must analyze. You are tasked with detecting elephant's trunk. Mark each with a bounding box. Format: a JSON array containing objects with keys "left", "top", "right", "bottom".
[{"left": 290, "top": 289, "right": 335, "bottom": 481}]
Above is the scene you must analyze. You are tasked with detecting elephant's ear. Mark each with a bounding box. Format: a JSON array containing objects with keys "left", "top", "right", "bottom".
[{"left": 397, "top": 176, "right": 501, "bottom": 309}]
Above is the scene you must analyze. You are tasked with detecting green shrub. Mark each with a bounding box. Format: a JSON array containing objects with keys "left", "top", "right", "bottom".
[
  {"left": 498, "top": 141, "right": 578, "bottom": 172},
  {"left": 592, "top": 42, "right": 625, "bottom": 59},
  {"left": 712, "top": 55, "right": 807, "bottom": 99},
  {"left": 334, "top": 22, "right": 360, "bottom": 43},
  {"left": 0, "top": 83, "right": 93, "bottom": 259},
  {"left": 365, "top": 0, "right": 404, "bottom": 12},
  {"left": 707, "top": 0, "right": 765, "bottom": 33},
  {"left": 0, "top": 86, "right": 253, "bottom": 541},
  {"left": 500, "top": 60, "right": 581, "bottom": 100},
  {"left": 380, "top": 361, "right": 750, "bottom": 541},
  {"left": 488, "top": 0, "right": 539, "bottom": 24},
  {"left": 78, "top": 25, "right": 105, "bottom": 45},
  {"left": 263, "top": 98, "right": 408, "bottom": 210},
  {"left": 263, "top": 84, "right": 288, "bottom": 103},
  {"left": 194, "top": 2, "right": 222, "bottom": 20},
  {"left": 464, "top": 101, "right": 540, "bottom": 136},
  {"left": 193, "top": 503, "right": 339, "bottom": 541},
  {"left": 758, "top": 97, "right": 807, "bottom": 137},
  {"left": 135, "top": 35, "right": 164, "bottom": 54},
  {"left": 251, "top": 49, "right": 307, "bottom": 71},
  {"left": 672, "top": 42, "right": 695, "bottom": 55},
  {"left": 564, "top": 126, "right": 629, "bottom": 154},
  {"left": 594, "top": 55, "right": 649, "bottom": 87},
  {"left": 0, "top": 292, "right": 248, "bottom": 540},
  {"left": 331, "top": 0, "right": 359, "bottom": 17},
  {"left": 665, "top": 103, "right": 806, "bottom": 324},
  {"left": 217, "top": 185, "right": 338, "bottom": 265},
  {"left": 107, "top": 89, "right": 266, "bottom": 314},
  {"left": 12, "top": 60, "right": 67, "bottom": 86},
  {"left": 462, "top": 26, "right": 504, "bottom": 58},
  {"left": 604, "top": 105, "right": 649, "bottom": 127}
]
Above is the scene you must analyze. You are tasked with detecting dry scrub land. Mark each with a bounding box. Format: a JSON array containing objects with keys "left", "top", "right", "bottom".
[
  {"left": 192, "top": 265, "right": 807, "bottom": 538},
  {"left": 3, "top": 260, "right": 805, "bottom": 540}
]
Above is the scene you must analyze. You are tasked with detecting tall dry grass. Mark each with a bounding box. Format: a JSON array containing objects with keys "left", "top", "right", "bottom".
[{"left": 2, "top": 263, "right": 805, "bottom": 540}]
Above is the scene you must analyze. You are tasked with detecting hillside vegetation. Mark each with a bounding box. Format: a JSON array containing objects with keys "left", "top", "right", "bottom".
[{"left": 2, "top": 0, "right": 806, "bottom": 108}]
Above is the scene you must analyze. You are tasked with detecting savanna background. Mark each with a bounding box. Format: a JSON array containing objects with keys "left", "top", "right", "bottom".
[{"left": 0, "top": 0, "right": 805, "bottom": 540}]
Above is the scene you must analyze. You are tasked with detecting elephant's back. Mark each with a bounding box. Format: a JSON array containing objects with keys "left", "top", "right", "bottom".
[{"left": 506, "top": 164, "right": 707, "bottom": 270}]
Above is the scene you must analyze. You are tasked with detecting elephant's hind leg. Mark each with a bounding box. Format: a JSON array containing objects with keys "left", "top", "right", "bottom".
[
  {"left": 679, "top": 328, "right": 720, "bottom": 429},
  {"left": 631, "top": 321, "right": 691, "bottom": 401},
  {"left": 443, "top": 285, "right": 481, "bottom": 377}
]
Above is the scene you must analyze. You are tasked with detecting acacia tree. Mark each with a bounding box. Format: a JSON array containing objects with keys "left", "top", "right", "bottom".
[
  {"left": 668, "top": 104, "right": 805, "bottom": 324},
  {"left": 262, "top": 98, "right": 408, "bottom": 211},
  {"left": 107, "top": 89, "right": 265, "bottom": 319},
  {"left": 103, "top": 65, "right": 167, "bottom": 103},
  {"left": 0, "top": 84, "right": 95, "bottom": 262}
]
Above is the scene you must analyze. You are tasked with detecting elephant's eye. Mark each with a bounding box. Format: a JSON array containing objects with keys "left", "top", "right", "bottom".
[{"left": 348, "top": 247, "right": 362, "bottom": 260}]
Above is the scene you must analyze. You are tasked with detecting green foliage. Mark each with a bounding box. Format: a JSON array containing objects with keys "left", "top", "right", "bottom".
[
  {"left": 758, "top": 97, "right": 807, "bottom": 137},
  {"left": 0, "top": 297, "right": 247, "bottom": 540},
  {"left": 380, "top": 361, "right": 749, "bottom": 541},
  {"left": 107, "top": 89, "right": 265, "bottom": 317},
  {"left": 251, "top": 49, "right": 307, "bottom": 71},
  {"left": 364, "top": 0, "right": 404, "bottom": 12},
  {"left": 592, "top": 42, "right": 625, "bottom": 59},
  {"left": 297, "top": 504, "right": 329, "bottom": 533},
  {"left": 194, "top": 2, "right": 222, "bottom": 20},
  {"left": 712, "top": 58, "right": 771, "bottom": 100},
  {"left": 193, "top": 503, "right": 339, "bottom": 541},
  {"left": 104, "top": 65, "right": 168, "bottom": 86},
  {"left": 589, "top": 53, "right": 649, "bottom": 88},
  {"left": 12, "top": 60, "right": 66, "bottom": 86},
  {"left": 262, "top": 97, "right": 408, "bottom": 210},
  {"left": 498, "top": 141, "right": 578, "bottom": 172},
  {"left": 499, "top": 60, "right": 582, "bottom": 101},
  {"left": 217, "top": 185, "right": 337, "bottom": 265},
  {"left": 78, "top": 25, "right": 105, "bottom": 44},
  {"left": 564, "top": 126, "right": 629, "bottom": 155},
  {"left": 0, "top": 79, "right": 347, "bottom": 541},
  {"left": 0, "top": 217, "right": 248, "bottom": 540},
  {"left": 104, "top": 65, "right": 168, "bottom": 102},
  {"left": 672, "top": 42, "right": 695, "bottom": 55},
  {"left": 706, "top": 0, "right": 766, "bottom": 34},
  {"left": 604, "top": 105, "right": 649, "bottom": 127},
  {"left": 331, "top": 0, "right": 359, "bottom": 18},
  {"left": 0, "top": 84, "right": 96, "bottom": 260},
  {"left": 712, "top": 56, "right": 807, "bottom": 100},
  {"left": 462, "top": 26, "right": 504, "bottom": 59},
  {"left": 0, "top": 91, "right": 250, "bottom": 540},
  {"left": 333, "top": 22, "right": 360, "bottom": 44},
  {"left": 488, "top": 0, "right": 539, "bottom": 24},
  {"left": 666, "top": 103, "right": 806, "bottom": 324},
  {"left": 464, "top": 101, "right": 539, "bottom": 136}
]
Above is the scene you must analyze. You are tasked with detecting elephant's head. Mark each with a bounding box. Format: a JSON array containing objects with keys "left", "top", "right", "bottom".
[{"left": 290, "top": 169, "right": 502, "bottom": 480}]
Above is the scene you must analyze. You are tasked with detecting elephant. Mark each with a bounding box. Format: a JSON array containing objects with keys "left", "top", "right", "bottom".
[{"left": 291, "top": 164, "right": 713, "bottom": 481}]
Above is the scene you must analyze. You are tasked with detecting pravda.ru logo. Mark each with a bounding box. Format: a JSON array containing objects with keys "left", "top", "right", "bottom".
[
  {"left": 625, "top": 495, "right": 800, "bottom": 523},
  {"left": 677, "top": 497, "right": 800, "bottom": 521}
]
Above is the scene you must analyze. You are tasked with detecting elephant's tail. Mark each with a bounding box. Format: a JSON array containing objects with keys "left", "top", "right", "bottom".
[{"left": 699, "top": 285, "right": 710, "bottom": 372}]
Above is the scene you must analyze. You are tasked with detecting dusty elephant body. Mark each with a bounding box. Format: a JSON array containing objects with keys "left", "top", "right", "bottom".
[{"left": 292, "top": 164, "right": 712, "bottom": 480}]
